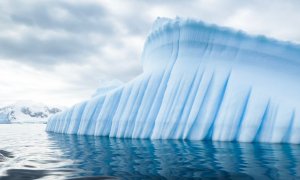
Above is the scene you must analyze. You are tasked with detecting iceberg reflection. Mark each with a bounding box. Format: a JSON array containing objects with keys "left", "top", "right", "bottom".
[{"left": 48, "top": 133, "right": 300, "bottom": 179}]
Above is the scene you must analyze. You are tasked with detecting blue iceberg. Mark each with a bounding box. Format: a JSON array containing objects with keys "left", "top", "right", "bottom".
[{"left": 47, "top": 18, "right": 300, "bottom": 143}]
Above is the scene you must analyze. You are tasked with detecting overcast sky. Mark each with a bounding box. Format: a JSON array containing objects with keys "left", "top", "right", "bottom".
[{"left": 0, "top": 0, "right": 299, "bottom": 107}]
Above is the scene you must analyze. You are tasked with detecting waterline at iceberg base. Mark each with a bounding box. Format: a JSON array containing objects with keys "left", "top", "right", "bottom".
[{"left": 47, "top": 18, "right": 300, "bottom": 143}]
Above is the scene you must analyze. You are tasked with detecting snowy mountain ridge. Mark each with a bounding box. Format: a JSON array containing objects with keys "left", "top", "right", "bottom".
[{"left": 0, "top": 101, "right": 62, "bottom": 124}]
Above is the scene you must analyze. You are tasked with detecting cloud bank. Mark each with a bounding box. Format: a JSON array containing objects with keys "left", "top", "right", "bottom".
[{"left": 0, "top": 0, "right": 299, "bottom": 106}]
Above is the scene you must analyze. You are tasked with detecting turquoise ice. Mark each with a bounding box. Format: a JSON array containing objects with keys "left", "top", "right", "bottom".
[{"left": 47, "top": 18, "right": 300, "bottom": 143}]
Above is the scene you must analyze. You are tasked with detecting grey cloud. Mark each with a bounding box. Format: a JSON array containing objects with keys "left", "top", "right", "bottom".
[
  {"left": 0, "top": 0, "right": 154, "bottom": 82},
  {"left": 0, "top": 0, "right": 121, "bottom": 68},
  {"left": 0, "top": 33, "right": 100, "bottom": 66},
  {"left": 10, "top": 1, "right": 114, "bottom": 34}
]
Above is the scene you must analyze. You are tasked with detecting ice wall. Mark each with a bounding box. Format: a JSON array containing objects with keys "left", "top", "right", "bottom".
[{"left": 47, "top": 18, "right": 300, "bottom": 143}]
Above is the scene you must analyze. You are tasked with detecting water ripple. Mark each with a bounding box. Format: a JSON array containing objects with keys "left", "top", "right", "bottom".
[{"left": 0, "top": 124, "right": 300, "bottom": 179}]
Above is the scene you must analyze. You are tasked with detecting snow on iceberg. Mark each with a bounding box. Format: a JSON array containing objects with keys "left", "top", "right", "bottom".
[{"left": 47, "top": 18, "right": 300, "bottom": 143}]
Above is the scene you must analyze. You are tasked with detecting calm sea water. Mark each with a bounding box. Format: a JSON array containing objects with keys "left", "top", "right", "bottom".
[{"left": 0, "top": 124, "right": 300, "bottom": 180}]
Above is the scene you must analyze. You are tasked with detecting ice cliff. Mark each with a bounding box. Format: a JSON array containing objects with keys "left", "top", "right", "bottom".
[{"left": 47, "top": 18, "right": 300, "bottom": 143}]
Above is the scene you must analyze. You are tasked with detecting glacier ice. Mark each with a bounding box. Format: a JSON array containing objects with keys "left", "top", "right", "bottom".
[
  {"left": 47, "top": 18, "right": 300, "bottom": 143},
  {"left": 91, "top": 79, "right": 124, "bottom": 97}
]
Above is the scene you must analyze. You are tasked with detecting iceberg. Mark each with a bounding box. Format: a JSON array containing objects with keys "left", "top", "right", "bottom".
[{"left": 47, "top": 18, "right": 300, "bottom": 143}]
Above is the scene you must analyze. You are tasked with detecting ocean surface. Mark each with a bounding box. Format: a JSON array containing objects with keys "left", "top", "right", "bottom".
[{"left": 0, "top": 124, "right": 300, "bottom": 180}]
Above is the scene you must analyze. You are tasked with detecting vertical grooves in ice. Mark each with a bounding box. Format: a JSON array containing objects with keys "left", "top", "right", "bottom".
[{"left": 46, "top": 18, "right": 300, "bottom": 143}]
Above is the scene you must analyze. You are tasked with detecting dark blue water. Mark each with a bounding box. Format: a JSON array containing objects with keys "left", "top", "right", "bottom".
[{"left": 0, "top": 124, "right": 300, "bottom": 179}]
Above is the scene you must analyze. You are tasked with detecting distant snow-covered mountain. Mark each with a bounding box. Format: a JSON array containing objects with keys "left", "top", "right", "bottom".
[{"left": 0, "top": 101, "right": 63, "bottom": 124}]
